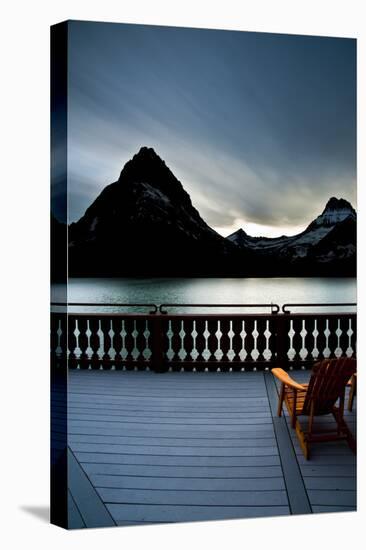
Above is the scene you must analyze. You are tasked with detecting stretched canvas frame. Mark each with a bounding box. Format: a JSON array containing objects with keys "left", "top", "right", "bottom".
[{"left": 51, "top": 20, "right": 357, "bottom": 529}]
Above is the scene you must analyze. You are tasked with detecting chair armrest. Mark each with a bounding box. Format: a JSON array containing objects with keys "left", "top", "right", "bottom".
[{"left": 271, "top": 368, "right": 307, "bottom": 391}]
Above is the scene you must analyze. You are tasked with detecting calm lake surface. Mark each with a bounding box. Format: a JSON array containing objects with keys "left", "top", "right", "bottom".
[{"left": 52, "top": 277, "right": 356, "bottom": 313}]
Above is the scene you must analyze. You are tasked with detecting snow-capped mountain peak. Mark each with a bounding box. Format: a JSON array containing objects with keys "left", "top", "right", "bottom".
[
  {"left": 313, "top": 197, "right": 356, "bottom": 227},
  {"left": 226, "top": 196, "right": 356, "bottom": 270}
]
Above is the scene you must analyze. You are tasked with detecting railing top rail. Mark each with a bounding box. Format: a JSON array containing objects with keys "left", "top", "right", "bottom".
[
  {"left": 50, "top": 302, "right": 158, "bottom": 314},
  {"left": 282, "top": 302, "right": 357, "bottom": 314},
  {"left": 159, "top": 303, "right": 280, "bottom": 314}
]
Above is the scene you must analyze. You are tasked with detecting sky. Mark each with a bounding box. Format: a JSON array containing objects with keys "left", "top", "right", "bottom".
[{"left": 59, "top": 21, "right": 356, "bottom": 237}]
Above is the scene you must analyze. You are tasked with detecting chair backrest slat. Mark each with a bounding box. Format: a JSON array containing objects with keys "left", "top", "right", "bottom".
[{"left": 302, "top": 358, "right": 356, "bottom": 415}]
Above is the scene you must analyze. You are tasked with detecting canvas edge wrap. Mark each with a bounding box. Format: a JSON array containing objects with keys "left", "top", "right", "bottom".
[{"left": 50, "top": 20, "right": 68, "bottom": 529}]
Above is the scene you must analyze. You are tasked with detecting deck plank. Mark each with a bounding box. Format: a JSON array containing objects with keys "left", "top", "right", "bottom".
[
  {"left": 68, "top": 434, "right": 276, "bottom": 447},
  {"left": 71, "top": 443, "right": 278, "bottom": 456},
  {"left": 307, "top": 490, "right": 356, "bottom": 507},
  {"left": 80, "top": 462, "right": 283, "bottom": 476},
  {"left": 89, "top": 474, "right": 285, "bottom": 491},
  {"left": 304, "top": 477, "right": 356, "bottom": 490},
  {"left": 67, "top": 413, "right": 272, "bottom": 422},
  {"left": 97, "top": 487, "right": 288, "bottom": 506},
  {"left": 68, "top": 418, "right": 273, "bottom": 427},
  {"left": 78, "top": 453, "right": 282, "bottom": 468},
  {"left": 68, "top": 425, "right": 276, "bottom": 437},
  {"left": 108, "top": 503, "right": 290, "bottom": 523}
]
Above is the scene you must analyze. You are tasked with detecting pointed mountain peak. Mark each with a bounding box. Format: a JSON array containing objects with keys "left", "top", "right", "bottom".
[
  {"left": 135, "top": 145, "right": 159, "bottom": 157},
  {"left": 118, "top": 146, "right": 178, "bottom": 188},
  {"left": 120, "top": 146, "right": 166, "bottom": 173},
  {"left": 311, "top": 196, "right": 356, "bottom": 228},
  {"left": 227, "top": 228, "right": 247, "bottom": 240},
  {"left": 227, "top": 227, "right": 250, "bottom": 246},
  {"left": 323, "top": 197, "right": 355, "bottom": 214},
  {"left": 231, "top": 228, "right": 248, "bottom": 237},
  {"left": 134, "top": 146, "right": 161, "bottom": 161}
]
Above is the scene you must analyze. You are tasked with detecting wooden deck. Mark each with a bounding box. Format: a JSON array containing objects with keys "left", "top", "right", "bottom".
[{"left": 66, "top": 369, "right": 356, "bottom": 528}]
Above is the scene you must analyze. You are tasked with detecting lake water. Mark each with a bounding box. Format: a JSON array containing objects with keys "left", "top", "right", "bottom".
[{"left": 51, "top": 277, "right": 356, "bottom": 313}]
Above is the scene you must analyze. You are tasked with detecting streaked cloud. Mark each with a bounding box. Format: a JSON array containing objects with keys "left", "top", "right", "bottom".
[{"left": 63, "top": 21, "right": 356, "bottom": 236}]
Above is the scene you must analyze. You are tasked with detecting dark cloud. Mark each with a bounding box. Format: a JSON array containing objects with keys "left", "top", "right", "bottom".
[{"left": 65, "top": 21, "right": 356, "bottom": 235}]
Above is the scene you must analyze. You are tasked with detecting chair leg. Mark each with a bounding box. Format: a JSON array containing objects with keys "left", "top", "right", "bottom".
[
  {"left": 291, "top": 389, "right": 297, "bottom": 429},
  {"left": 300, "top": 402, "right": 315, "bottom": 461},
  {"left": 295, "top": 419, "right": 309, "bottom": 460},
  {"left": 348, "top": 375, "right": 357, "bottom": 412},
  {"left": 346, "top": 429, "right": 357, "bottom": 454},
  {"left": 277, "top": 383, "right": 285, "bottom": 417},
  {"left": 332, "top": 407, "right": 356, "bottom": 455},
  {"left": 307, "top": 401, "right": 315, "bottom": 437},
  {"left": 338, "top": 392, "right": 345, "bottom": 435}
]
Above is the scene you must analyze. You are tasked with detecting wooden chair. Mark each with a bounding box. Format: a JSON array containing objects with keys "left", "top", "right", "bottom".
[{"left": 271, "top": 357, "right": 356, "bottom": 459}]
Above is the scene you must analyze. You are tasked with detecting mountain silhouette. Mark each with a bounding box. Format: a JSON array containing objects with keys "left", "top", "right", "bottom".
[
  {"left": 67, "top": 147, "right": 356, "bottom": 277},
  {"left": 68, "top": 147, "right": 244, "bottom": 276},
  {"left": 227, "top": 197, "right": 356, "bottom": 276}
]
